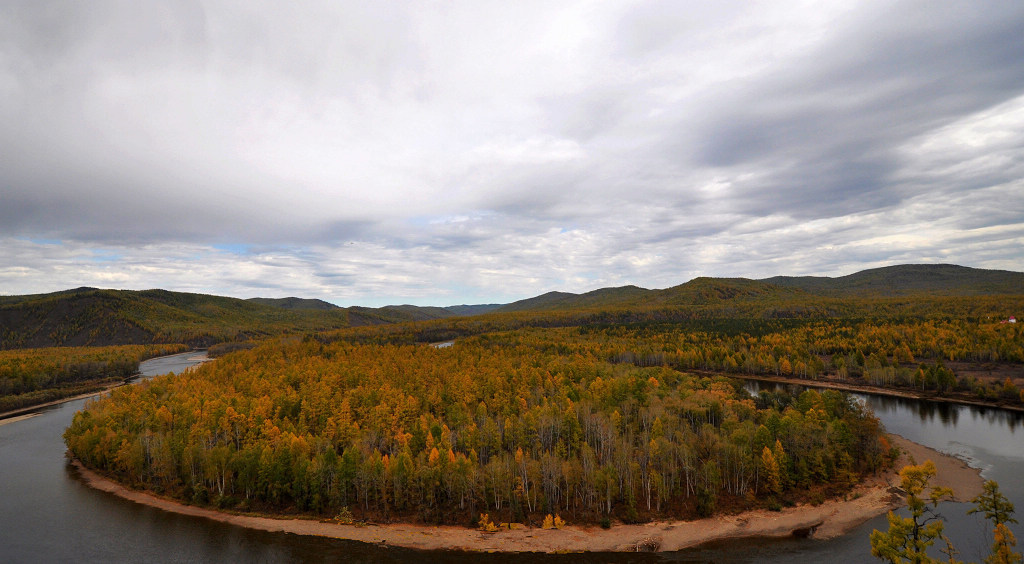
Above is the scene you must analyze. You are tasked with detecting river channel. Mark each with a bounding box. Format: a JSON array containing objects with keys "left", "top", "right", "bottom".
[{"left": 1, "top": 354, "right": 1021, "bottom": 563}]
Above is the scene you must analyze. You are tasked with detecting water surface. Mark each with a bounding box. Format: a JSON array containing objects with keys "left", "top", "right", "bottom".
[{"left": 1, "top": 358, "right": 1021, "bottom": 563}]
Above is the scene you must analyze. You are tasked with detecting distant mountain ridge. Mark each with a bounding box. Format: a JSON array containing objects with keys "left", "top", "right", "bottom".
[
  {"left": 375, "top": 303, "right": 503, "bottom": 321},
  {"left": 2, "top": 264, "right": 1020, "bottom": 349},
  {"left": 496, "top": 264, "right": 1024, "bottom": 312},
  {"left": 761, "top": 263, "right": 1024, "bottom": 296},
  {"left": 246, "top": 297, "right": 501, "bottom": 318}
]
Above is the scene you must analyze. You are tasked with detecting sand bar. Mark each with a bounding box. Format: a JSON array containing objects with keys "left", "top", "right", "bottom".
[
  {"left": 0, "top": 412, "right": 42, "bottom": 426},
  {"left": 70, "top": 433, "right": 983, "bottom": 553}
]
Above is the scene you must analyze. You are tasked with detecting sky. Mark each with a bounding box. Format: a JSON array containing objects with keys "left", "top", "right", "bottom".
[{"left": 1, "top": 1, "right": 1023, "bottom": 307}]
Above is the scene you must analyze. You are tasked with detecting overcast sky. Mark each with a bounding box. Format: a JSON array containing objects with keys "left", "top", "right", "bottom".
[{"left": 2, "top": 1, "right": 1023, "bottom": 307}]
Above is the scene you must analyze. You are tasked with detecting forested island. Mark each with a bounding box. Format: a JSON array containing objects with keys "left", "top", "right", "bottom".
[{"left": 65, "top": 334, "right": 897, "bottom": 527}]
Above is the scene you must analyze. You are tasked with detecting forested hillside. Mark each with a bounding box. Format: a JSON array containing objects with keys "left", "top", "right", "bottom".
[
  {"left": 0, "top": 288, "right": 345, "bottom": 349},
  {"left": 763, "top": 263, "right": 1024, "bottom": 296},
  {"left": 10, "top": 265, "right": 1021, "bottom": 417}
]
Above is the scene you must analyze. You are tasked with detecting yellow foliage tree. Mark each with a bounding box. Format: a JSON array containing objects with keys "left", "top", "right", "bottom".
[
  {"left": 760, "top": 446, "right": 781, "bottom": 496},
  {"left": 478, "top": 513, "right": 499, "bottom": 532},
  {"left": 870, "top": 461, "right": 954, "bottom": 564}
]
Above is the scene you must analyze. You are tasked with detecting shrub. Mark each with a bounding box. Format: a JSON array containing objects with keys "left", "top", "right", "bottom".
[{"left": 478, "top": 513, "right": 499, "bottom": 532}]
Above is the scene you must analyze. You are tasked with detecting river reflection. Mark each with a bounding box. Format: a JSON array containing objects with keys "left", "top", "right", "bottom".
[
  {"left": 864, "top": 394, "right": 1024, "bottom": 432},
  {"left": 745, "top": 381, "right": 1024, "bottom": 432},
  {"left": 2, "top": 357, "right": 1022, "bottom": 563}
]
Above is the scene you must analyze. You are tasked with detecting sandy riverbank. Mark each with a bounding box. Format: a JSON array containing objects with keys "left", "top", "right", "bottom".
[
  {"left": 70, "top": 433, "right": 983, "bottom": 553},
  {"left": 0, "top": 412, "right": 43, "bottom": 426}
]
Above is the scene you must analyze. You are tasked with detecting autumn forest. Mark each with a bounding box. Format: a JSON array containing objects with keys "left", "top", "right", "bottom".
[{"left": 2, "top": 264, "right": 1020, "bottom": 532}]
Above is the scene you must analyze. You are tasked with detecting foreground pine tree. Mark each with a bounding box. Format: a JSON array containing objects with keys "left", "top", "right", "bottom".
[
  {"left": 871, "top": 464, "right": 1021, "bottom": 564},
  {"left": 970, "top": 481, "right": 1020, "bottom": 564},
  {"left": 870, "top": 460, "right": 953, "bottom": 564}
]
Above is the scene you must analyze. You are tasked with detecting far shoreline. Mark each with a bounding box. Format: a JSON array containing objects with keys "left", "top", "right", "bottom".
[
  {"left": 0, "top": 350, "right": 208, "bottom": 423},
  {"left": 68, "top": 434, "right": 983, "bottom": 553},
  {"left": 0, "top": 383, "right": 123, "bottom": 423}
]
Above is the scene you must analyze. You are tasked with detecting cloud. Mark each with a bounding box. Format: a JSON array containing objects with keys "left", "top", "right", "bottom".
[
  {"left": 680, "top": 2, "right": 1024, "bottom": 217},
  {"left": 0, "top": 1, "right": 1022, "bottom": 305}
]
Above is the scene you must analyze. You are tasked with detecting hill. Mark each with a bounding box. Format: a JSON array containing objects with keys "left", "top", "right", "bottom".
[
  {"left": 497, "top": 286, "right": 651, "bottom": 312},
  {"left": 379, "top": 305, "right": 457, "bottom": 321},
  {"left": 495, "top": 264, "right": 1023, "bottom": 313},
  {"left": 761, "top": 264, "right": 1024, "bottom": 296},
  {"left": 0, "top": 288, "right": 358, "bottom": 349}
]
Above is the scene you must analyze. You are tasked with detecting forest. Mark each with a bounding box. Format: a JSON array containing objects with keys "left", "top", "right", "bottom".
[
  {"left": 320, "top": 298, "right": 1024, "bottom": 407},
  {"left": 567, "top": 318, "right": 1024, "bottom": 404},
  {"left": 65, "top": 332, "right": 896, "bottom": 526}
]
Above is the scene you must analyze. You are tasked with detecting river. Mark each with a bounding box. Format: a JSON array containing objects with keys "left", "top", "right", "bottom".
[{"left": 0, "top": 355, "right": 1021, "bottom": 563}]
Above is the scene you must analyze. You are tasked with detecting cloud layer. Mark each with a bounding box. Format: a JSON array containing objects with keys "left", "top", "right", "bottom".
[{"left": 2, "top": 1, "right": 1022, "bottom": 306}]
